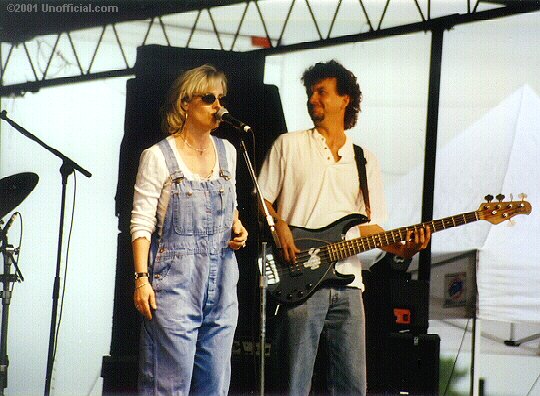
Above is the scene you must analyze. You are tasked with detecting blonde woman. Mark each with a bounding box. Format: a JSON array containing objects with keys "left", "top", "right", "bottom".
[{"left": 130, "top": 64, "right": 247, "bottom": 395}]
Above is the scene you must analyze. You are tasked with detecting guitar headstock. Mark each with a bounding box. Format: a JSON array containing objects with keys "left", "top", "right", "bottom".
[{"left": 477, "top": 194, "right": 532, "bottom": 224}]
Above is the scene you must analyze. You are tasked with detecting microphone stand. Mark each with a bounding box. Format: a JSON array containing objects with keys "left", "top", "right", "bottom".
[
  {"left": 0, "top": 111, "right": 92, "bottom": 396},
  {"left": 259, "top": 241, "right": 267, "bottom": 396},
  {"left": 236, "top": 134, "right": 280, "bottom": 396},
  {"left": 0, "top": 231, "right": 22, "bottom": 396}
]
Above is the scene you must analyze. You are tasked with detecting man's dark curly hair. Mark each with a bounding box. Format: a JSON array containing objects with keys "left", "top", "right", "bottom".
[{"left": 301, "top": 60, "right": 362, "bottom": 130}]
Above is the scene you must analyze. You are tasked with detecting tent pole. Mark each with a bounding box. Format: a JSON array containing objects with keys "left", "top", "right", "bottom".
[
  {"left": 470, "top": 317, "right": 481, "bottom": 396},
  {"left": 419, "top": 27, "right": 444, "bottom": 282}
]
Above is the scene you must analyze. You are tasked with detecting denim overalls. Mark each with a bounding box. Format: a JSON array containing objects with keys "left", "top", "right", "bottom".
[{"left": 139, "top": 136, "right": 239, "bottom": 395}]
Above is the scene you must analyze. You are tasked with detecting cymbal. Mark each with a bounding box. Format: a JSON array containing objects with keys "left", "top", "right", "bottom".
[{"left": 0, "top": 172, "right": 39, "bottom": 219}]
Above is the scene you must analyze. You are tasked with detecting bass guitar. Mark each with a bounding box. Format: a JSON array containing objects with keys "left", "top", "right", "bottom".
[{"left": 260, "top": 195, "right": 531, "bottom": 305}]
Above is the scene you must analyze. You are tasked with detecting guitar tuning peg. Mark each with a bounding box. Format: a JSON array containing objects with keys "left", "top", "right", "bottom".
[
  {"left": 519, "top": 193, "right": 528, "bottom": 201},
  {"left": 484, "top": 194, "right": 494, "bottom": 203},
  {"left": 509, "top": 193, "right": 514, "bottom": 201},
  {"left": 496, "top": 194, "right": 505, "bottom": 202},
  {"left": 506, "top": 218, "right": 516, "bottom": 227}
]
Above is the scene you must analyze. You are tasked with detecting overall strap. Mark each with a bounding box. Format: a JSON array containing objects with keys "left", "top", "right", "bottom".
[
  {"left": 353, "top": 144, "right": 370, "bottom": 220},
  {"left": 157, "top": 139, "right": 184, "bottom": 181},
  {"left": 212, "top": 136, "right": 232, "bottom": 180}
]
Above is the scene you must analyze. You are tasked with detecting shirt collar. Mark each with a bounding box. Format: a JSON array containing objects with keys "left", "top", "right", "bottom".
[{"left": 311, "top": 127, "right": 354, "bottom": 160}]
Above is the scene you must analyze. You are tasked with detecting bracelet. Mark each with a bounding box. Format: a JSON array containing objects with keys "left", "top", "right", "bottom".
[
  {"left": 135, "top": 282, "right": 149, "bottom": 290},
  {"left": 134, "top": 272, "right": 149, "bottom": 279}
]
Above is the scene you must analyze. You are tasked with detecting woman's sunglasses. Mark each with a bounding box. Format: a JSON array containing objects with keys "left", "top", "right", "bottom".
[{"left": 194, "top": 93, "right": 227, "bottom": 106}]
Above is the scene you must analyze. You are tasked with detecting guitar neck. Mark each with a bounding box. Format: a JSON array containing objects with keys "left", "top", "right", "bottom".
[{"left": 326, "top": 211, "right": 479, "bottom": 261}]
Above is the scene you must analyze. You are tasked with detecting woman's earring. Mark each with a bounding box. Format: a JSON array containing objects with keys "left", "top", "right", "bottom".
[{"left": 180, "top": 110, "right": 188, "bottom": 134}]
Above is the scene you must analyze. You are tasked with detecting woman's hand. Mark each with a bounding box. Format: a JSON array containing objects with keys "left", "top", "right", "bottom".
[
  {"left": 229, "top": 218, "right": 248, "bottom": 250},
  {"left": 134, "top": 280, "right": 157, "bottom": 320}
]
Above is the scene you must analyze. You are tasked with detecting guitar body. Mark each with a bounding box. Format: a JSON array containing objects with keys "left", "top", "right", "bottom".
[{"left": 264, "top": 213, "right": 368, "bottom": 305}]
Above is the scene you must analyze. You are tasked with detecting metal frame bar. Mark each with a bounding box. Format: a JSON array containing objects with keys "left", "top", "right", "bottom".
[
  {"left": 1, "top": 1, "right": 537, "bottom": 96},
  {"left": 253, "top": 4, "right": 540, "bottom": 55}
]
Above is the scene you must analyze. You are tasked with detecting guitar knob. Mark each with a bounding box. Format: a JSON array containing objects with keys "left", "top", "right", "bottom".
[
  {"left": 287, "top": 294, "right": 293, "bottom": 300},
  {"left": 297, "top": 291, "right": 304, "bottom": 298},
  {"left": 484, "top": 194, "right": 494, "bottom": 203},
  {"left": 306, "top": 283, "right": 313, "bottom": 289},
  {"left": 275, "top": 291, "right": 282, "bottom": 297},
  {"left": 496, "top": 194, "right": 505, "bottom": 202}
]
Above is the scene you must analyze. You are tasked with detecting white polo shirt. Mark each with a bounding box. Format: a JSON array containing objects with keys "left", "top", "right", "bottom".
[{"left": 257, "top": 128, "right": 387, "bottom": 289}]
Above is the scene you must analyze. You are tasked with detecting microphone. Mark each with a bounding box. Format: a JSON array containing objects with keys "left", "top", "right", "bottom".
[
  {"left": 1, "top": 213, "right": 17, "bottom": 240},
  {"left": 216, "top": 107, "right": 252, "bottom": 133}
]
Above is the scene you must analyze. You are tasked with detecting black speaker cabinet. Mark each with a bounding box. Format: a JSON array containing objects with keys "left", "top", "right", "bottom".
[
  {"left": 363, "top": 271, "right": 430, "bottom": 335},
  {"left": 369, "top": 333, "right": 440, "bottom": 396}
]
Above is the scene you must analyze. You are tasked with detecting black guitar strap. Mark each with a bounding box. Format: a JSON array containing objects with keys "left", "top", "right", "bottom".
[{"left": 353, "top": 144, "right": 371, "bottom": 221}]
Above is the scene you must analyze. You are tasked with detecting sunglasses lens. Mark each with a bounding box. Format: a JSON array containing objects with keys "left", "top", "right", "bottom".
[
  {"left": 201, "top": 94, "right": 217, "bottom": 104},
  {"left": 199, "top": 94, "right": 226, "bottom": 105}
]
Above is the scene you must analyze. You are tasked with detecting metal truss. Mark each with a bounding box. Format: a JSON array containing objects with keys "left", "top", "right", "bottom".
[{"left": 1, "top": 0, "right": 539, "bottom": 96}]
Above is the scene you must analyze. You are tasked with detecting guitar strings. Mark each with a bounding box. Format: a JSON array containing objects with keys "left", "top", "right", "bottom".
[{"left": 267, "top": 213, "right": 478, "bottom": 277}]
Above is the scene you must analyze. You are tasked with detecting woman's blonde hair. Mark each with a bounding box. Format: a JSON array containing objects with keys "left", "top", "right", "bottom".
[{"left": 161, "top": 64, "right": 227, "bottom": 135}]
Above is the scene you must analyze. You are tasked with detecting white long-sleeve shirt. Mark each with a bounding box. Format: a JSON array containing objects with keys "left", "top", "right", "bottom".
[{"left": 130, "top": 135, "right": 237, "bottom": 242}]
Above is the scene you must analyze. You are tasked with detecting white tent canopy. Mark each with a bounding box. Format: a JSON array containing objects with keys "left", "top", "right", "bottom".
[{"left": 387, "top": 84, "right": 540, "bottom": 323}]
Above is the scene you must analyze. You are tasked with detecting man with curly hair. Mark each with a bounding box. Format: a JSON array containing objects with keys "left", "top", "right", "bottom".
[{"left": 258, "top": 60, "right": 430, "bottom": 395}]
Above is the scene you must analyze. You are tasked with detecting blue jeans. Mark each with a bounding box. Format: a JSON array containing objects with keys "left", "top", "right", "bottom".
[
  {"left": 139, "top": 249, "right": 239, "bottom": 395},
  {"left": 272, "top": 286, "right": 367, "bottom": 396}
]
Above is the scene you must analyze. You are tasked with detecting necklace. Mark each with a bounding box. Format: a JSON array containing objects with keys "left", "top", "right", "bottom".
[
  {"left": 202, "top": 168, "right": 214, "bottom": 179},
  {"left": 182, "top": 134, "right": 209, "bottom": 155}
]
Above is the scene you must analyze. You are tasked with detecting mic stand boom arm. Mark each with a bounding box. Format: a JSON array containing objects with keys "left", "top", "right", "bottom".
[{"left": 0, "top": 111, "right": 91, "bottom": 178}]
